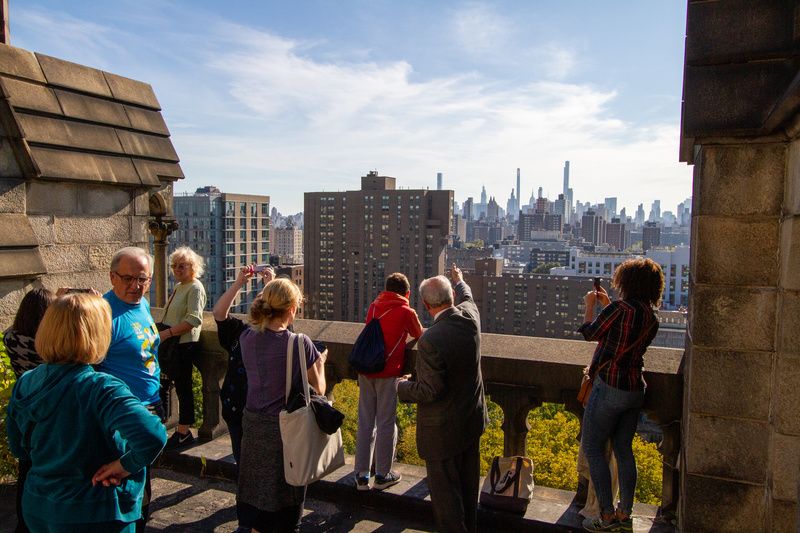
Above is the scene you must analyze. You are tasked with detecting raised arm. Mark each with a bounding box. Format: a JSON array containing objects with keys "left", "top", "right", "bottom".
[{"left": 212, "top": 266, "right": 254, "bottom": 321}]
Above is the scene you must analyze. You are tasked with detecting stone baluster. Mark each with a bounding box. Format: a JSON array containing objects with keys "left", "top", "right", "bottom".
[{"left": 486, "top": 383, "right": 541, "bottom": 457}]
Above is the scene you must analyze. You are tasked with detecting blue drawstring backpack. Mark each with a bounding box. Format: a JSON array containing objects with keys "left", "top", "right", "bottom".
[{"left": 349, "top": 307, "right": 403, "bottom": 374}]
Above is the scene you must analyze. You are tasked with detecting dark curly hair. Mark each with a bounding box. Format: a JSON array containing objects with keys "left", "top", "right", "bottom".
[{"left": 611, "top": 258, "right": 665, "bottom": 308}]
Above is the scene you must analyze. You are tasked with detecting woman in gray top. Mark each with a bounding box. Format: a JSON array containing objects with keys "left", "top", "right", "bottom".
[{"left": 160, "top": 246, "right": 207, "bottom": 449}]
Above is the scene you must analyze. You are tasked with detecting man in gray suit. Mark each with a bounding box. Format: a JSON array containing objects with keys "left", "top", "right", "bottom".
[{"left": 397, "top": 264, "right": 489, "bottom": 533}]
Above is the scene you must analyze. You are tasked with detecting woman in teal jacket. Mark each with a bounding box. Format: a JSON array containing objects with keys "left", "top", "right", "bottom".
[{"left": 6, "top": 293, "right": 167, "bottom": 532}]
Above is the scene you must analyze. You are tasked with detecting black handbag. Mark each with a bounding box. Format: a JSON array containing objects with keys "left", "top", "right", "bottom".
[{"left": 286, "top": 384, "right": 345, "bottom": 435}]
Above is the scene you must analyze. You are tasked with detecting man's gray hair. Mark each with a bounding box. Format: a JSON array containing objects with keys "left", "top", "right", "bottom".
[
  {"left": 419, "top": 275, "right": 453, "bottom": 308},
  {"left": 110, "top": 247, "right": 154, "bottom": 273}
]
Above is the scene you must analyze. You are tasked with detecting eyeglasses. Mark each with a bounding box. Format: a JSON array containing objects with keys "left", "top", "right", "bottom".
[
  {"left": 113, "top": 272, "right": 152, "bottom": 286},
  {"left": 171, "top": 263, "right": 191, "bottom": 270}
]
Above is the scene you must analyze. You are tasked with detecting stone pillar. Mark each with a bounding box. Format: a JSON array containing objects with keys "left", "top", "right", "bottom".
[
  {"left": 681, "top": 141, "right": 800, "bottom": 532},
  {"left": 486, "top": 383, "right": 541, "bottom": 457},
  {"left": 148, "top": 217, "right": 177, "bottom": 307}
]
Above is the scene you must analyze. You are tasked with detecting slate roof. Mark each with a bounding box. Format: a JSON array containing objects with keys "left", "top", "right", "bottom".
[{"left": 0, "top": 43, "right": 184, "bottom": 186}]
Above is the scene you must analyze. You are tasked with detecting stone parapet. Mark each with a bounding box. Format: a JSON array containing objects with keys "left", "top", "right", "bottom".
[{"left": 174, "top": 310, "right": 684, "bottom": 514}]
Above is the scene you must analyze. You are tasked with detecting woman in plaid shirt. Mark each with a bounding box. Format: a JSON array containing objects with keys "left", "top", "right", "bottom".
[{"left": 578, "top": 258, "right": 664, "bottom": 533}]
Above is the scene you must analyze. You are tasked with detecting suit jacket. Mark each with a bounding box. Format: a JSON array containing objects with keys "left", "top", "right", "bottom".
[{"left": 397, "top": 281, "right": 489, "bottom": 461}]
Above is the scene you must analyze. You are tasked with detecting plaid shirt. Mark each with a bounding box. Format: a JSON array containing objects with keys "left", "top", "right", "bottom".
[{"left": 577, "top": 300, "right": 659, "bottom": 391}]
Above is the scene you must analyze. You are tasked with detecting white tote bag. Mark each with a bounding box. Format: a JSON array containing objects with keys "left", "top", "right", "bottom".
[{"left": 279, "top": 333, "right": 345, "bottom": 487}]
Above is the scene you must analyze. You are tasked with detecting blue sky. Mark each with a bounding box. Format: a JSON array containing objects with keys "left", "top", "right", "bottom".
[{"left": 11, "top": 1, "right": 692, "bottom": 215}]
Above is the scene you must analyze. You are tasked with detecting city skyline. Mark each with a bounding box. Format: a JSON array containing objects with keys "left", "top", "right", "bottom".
[{"left": 11, "top": 1, "right": 692, "bottom": 214}]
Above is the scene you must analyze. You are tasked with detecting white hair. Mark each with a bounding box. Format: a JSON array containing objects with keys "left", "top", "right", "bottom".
[
  {"left": 110, "top": 247, "right": 153, "bottom": 273},
  {"left": 419, "top": 275, "right": 453, "bottom": 308},
  {"left": 169, "top": 246, "right": 205, "bottom": 278}
]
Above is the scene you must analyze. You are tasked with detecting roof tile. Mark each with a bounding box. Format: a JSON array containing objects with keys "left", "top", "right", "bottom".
[
  {"left": 36, "top": 53, "right": 112, "bottom": 98},
  {"left": 103, "top": 71, "right": 160, "bottom": 109},
  {"left": 0, "top": 45, "right": 46, "bottom": 82}
]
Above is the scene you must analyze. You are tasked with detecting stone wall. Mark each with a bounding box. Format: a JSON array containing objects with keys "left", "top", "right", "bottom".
[
  {"left": 0, "top": 179, "right": 158, "bottom": 327},
  {"left": 682, "top": 141, "right": 800, "bottom": 532}
]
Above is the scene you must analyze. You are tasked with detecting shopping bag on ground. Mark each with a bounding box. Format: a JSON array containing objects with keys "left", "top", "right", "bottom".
[{"left": 479, "top": 456, "right": 534, "bottom": 514}]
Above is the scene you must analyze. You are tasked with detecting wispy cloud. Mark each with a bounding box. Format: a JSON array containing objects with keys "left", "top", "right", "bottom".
[
  {"left": 451, "top": 3, "right": 514, "bottom": 59},
  {"left": 11, "top": 4, "right": 691, "bottom": 213}
]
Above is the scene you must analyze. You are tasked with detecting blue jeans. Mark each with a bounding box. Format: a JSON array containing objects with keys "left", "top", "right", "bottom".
[{"left": 580, "top": 376, "right": 644, "bottom": 516}]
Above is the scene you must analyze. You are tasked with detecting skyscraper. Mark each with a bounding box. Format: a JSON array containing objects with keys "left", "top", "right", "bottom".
[
  {"left": 437, "top": 172, "right": 443, "bottom": 190},
  {"left": 463, "top": 197, "right": 474, "bottom": 221},
  {"left": 304, "top": 171, "right": 452, "bottom": 322},
  {"left": 506, "top": 189, "right": 516, "bottom": 221},
  {"left": 604, "top": 197, "right": 618, "bottom": 218},
  {"left": 649, "top": 200, "right": 661, "bottom": 222},
  {"left": 563, "top": 160, "right": 572, "bottom": 224},
  {"left": 516, "top": 168, "right": 521, "bottom": 218},
  {"left": 635, "top": 204, "right": 646, "bottom": 227}
]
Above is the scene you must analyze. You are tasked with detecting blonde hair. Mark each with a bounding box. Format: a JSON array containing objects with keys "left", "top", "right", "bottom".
[
  {"left": 169, "top": 246, "right": 205, "bottom": 278},
  {"left": 35, "top": 294, "right": 112, "bottom": 365},
  {"left": 248, "top": 278, "right": 303, "bottom": 332}
]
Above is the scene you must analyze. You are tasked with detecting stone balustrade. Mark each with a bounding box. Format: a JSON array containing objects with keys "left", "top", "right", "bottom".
[{"left": 166, "top": 310, "right": 684, "bottom": 515}]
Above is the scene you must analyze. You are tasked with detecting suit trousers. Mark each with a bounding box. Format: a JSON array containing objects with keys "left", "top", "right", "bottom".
[
  {"left": 424, "top": 438, "right": 481, "bottom": 533},
  {"left": 355, "top": 374, "right": 399, "bottom": 477}
]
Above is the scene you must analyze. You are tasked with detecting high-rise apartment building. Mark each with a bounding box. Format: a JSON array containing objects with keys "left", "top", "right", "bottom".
[
  {"left": 606, "top": 217, "right": 629, "bottom": 251},
  {"left": 304, "top": 171, "right": 452, "bottom": 322},
  {"left": 273, "top": 224, "right": 303, "bottom": 264},
  {"left": 581, "top": 210, "right": 607, "bottom": 246},
  {"left": 643, "top": 221, "right": 661, "bottom": 252},
  {"left": 171, "top": 187, "right": 270, "bottom": 312},
  {"left": 464, "top": 269, "right": 591, "bottom": 339}
]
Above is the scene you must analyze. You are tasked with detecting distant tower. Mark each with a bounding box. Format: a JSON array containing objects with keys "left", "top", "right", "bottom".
[
  {"left": 538, "top": 186, "right": 543, "bottom": 199},
  {"left": 437, "top": 172, "right": 443, "bottom": 190},
  {"left": 481, "top": 185, "right": 487, "bottom": 205},
  {"left": 563, "top": 161, "right": 571, "bottom": 224},
  {"left": 516, "top": 168, "right": 521, "bottom": 215}
]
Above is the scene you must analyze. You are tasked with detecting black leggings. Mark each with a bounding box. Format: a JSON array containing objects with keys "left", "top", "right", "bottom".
[
  {"left": 160, "top": 342, "right": 200, "bottom": 425},
  {"left": 237, "top": 501, "right": 303, "bottom": 533}
]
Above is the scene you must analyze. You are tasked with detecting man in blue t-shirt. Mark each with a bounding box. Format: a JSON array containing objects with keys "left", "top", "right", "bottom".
[{"left": 98, "top": 246, "right": 162, "bottom": 533}]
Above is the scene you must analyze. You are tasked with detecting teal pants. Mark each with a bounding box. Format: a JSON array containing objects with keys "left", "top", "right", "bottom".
[{"left": 23, "top": 515, "right": 134, "bottom": 533}]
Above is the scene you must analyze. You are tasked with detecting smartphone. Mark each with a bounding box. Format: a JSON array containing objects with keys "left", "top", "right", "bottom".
[
  {"left": 66, "top": 288, "right": 93, "bottom": 294},
  {"left": 248, "top": 264, "right": 271, "bottom": 275},
  {"left": 313, "top": 341, "right": 327, "bottom": 353},
  {"left": 593, "top": 277, "right": 602, "bottom": 291}
]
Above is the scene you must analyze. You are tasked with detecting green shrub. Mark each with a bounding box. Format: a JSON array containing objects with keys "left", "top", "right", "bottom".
[
  {"left": 333, "top": 381, "right": 663, "bottom": 504},
  {"left": 0, "top": 332, "right": 20, "bottom": 480}
]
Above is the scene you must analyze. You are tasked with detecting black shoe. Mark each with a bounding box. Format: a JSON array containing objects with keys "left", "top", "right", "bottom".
[{"left": 165, "top": 430, "right": 196, "bottom": 450}]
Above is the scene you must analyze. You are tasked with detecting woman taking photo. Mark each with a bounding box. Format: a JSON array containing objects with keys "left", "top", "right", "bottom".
[
  {"left": 578, "top": 258, "right": 663, "bottom": 533},
  {"left": 160, "top": 246, "right": 207, "bottom": 449},
  {"left": 6, "top": 293, "right": 167, "bottom": 532},
  {"left": 213, "top": 267, "right": 325, "bottom": 533}
]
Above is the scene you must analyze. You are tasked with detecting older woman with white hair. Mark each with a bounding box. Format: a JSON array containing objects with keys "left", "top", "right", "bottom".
[{"left": 160, "top": 246, "right": 207, "bottom": 449}]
